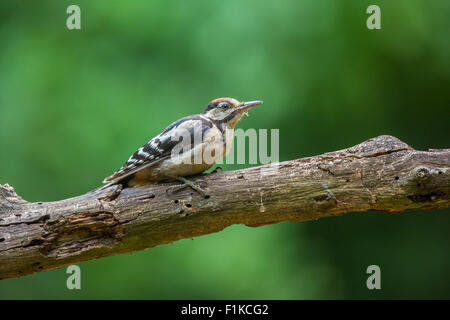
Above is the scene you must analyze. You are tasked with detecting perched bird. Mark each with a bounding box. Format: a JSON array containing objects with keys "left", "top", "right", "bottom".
[{"left": 102, "top": 97, "right": 263, "bottom": 195}]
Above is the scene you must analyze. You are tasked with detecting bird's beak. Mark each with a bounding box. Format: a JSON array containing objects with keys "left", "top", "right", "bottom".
[{"left": 238, "top": 100, "right": 263, "bottom": 112}]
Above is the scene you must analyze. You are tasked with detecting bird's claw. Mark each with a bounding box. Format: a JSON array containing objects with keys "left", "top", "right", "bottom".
[
  {"left": 166, "top": 178, "right": 207, "bottom": 197},
  {"left": 210, "top": 166, "right": 223, "bottom": 174}
]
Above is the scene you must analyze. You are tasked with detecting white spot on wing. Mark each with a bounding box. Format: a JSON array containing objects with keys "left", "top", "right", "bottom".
[{"left": 137, "top": 147, "right": 150, "bottom": 157}]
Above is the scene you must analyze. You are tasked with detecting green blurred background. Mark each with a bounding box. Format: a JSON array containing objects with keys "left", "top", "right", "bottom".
[{"left": 1, "top": 0, "right": 449, "bottom": 299}]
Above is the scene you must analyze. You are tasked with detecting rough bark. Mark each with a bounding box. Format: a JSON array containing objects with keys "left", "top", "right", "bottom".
[{"left": 0, "top": 135, "right": 449, "bottom": 280}]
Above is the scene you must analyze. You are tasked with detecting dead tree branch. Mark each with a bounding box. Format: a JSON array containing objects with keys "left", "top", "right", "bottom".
[{"left": 0, "top": 135, "right": 449, "bottom": 280}]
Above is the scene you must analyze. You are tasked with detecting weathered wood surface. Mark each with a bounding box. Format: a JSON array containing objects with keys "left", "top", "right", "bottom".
[{"left": 0, "top": 135, "right": 449, "bottom": 280}]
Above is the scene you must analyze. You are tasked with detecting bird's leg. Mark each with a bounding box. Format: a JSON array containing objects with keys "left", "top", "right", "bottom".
[
  {"left": 210, "top": 166, "right": 223, "bottom": 174},
  {"left": 166, "top": 176, "right": 207, "bottom": 196}
]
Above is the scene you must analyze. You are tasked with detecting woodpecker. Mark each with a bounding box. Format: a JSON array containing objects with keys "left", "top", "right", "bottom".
[{"left": 102, "top": 97, "right": 263, "bottom": 195}]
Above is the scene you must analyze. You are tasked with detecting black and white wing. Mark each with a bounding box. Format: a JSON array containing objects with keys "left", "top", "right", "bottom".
[{"left": 102, "top": 115, "right": 214, "bottom": 186}]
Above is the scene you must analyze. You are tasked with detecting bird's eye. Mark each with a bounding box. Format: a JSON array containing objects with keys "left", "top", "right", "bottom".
[{"left": 221, "top": 103, "right": 230, "bottom": 109}]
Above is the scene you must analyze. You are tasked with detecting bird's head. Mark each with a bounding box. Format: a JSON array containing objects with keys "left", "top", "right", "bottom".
[{"left": 203, "top": 97, "right": 263, "bottom": 128}]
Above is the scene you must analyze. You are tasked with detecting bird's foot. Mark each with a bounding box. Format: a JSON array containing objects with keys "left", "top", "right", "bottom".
[
  {"left": 210, "top": 166, "right": 223, "bottom": 174},
  {"left": 166, "top": 176, "right": 207, "bottom": 197}
]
